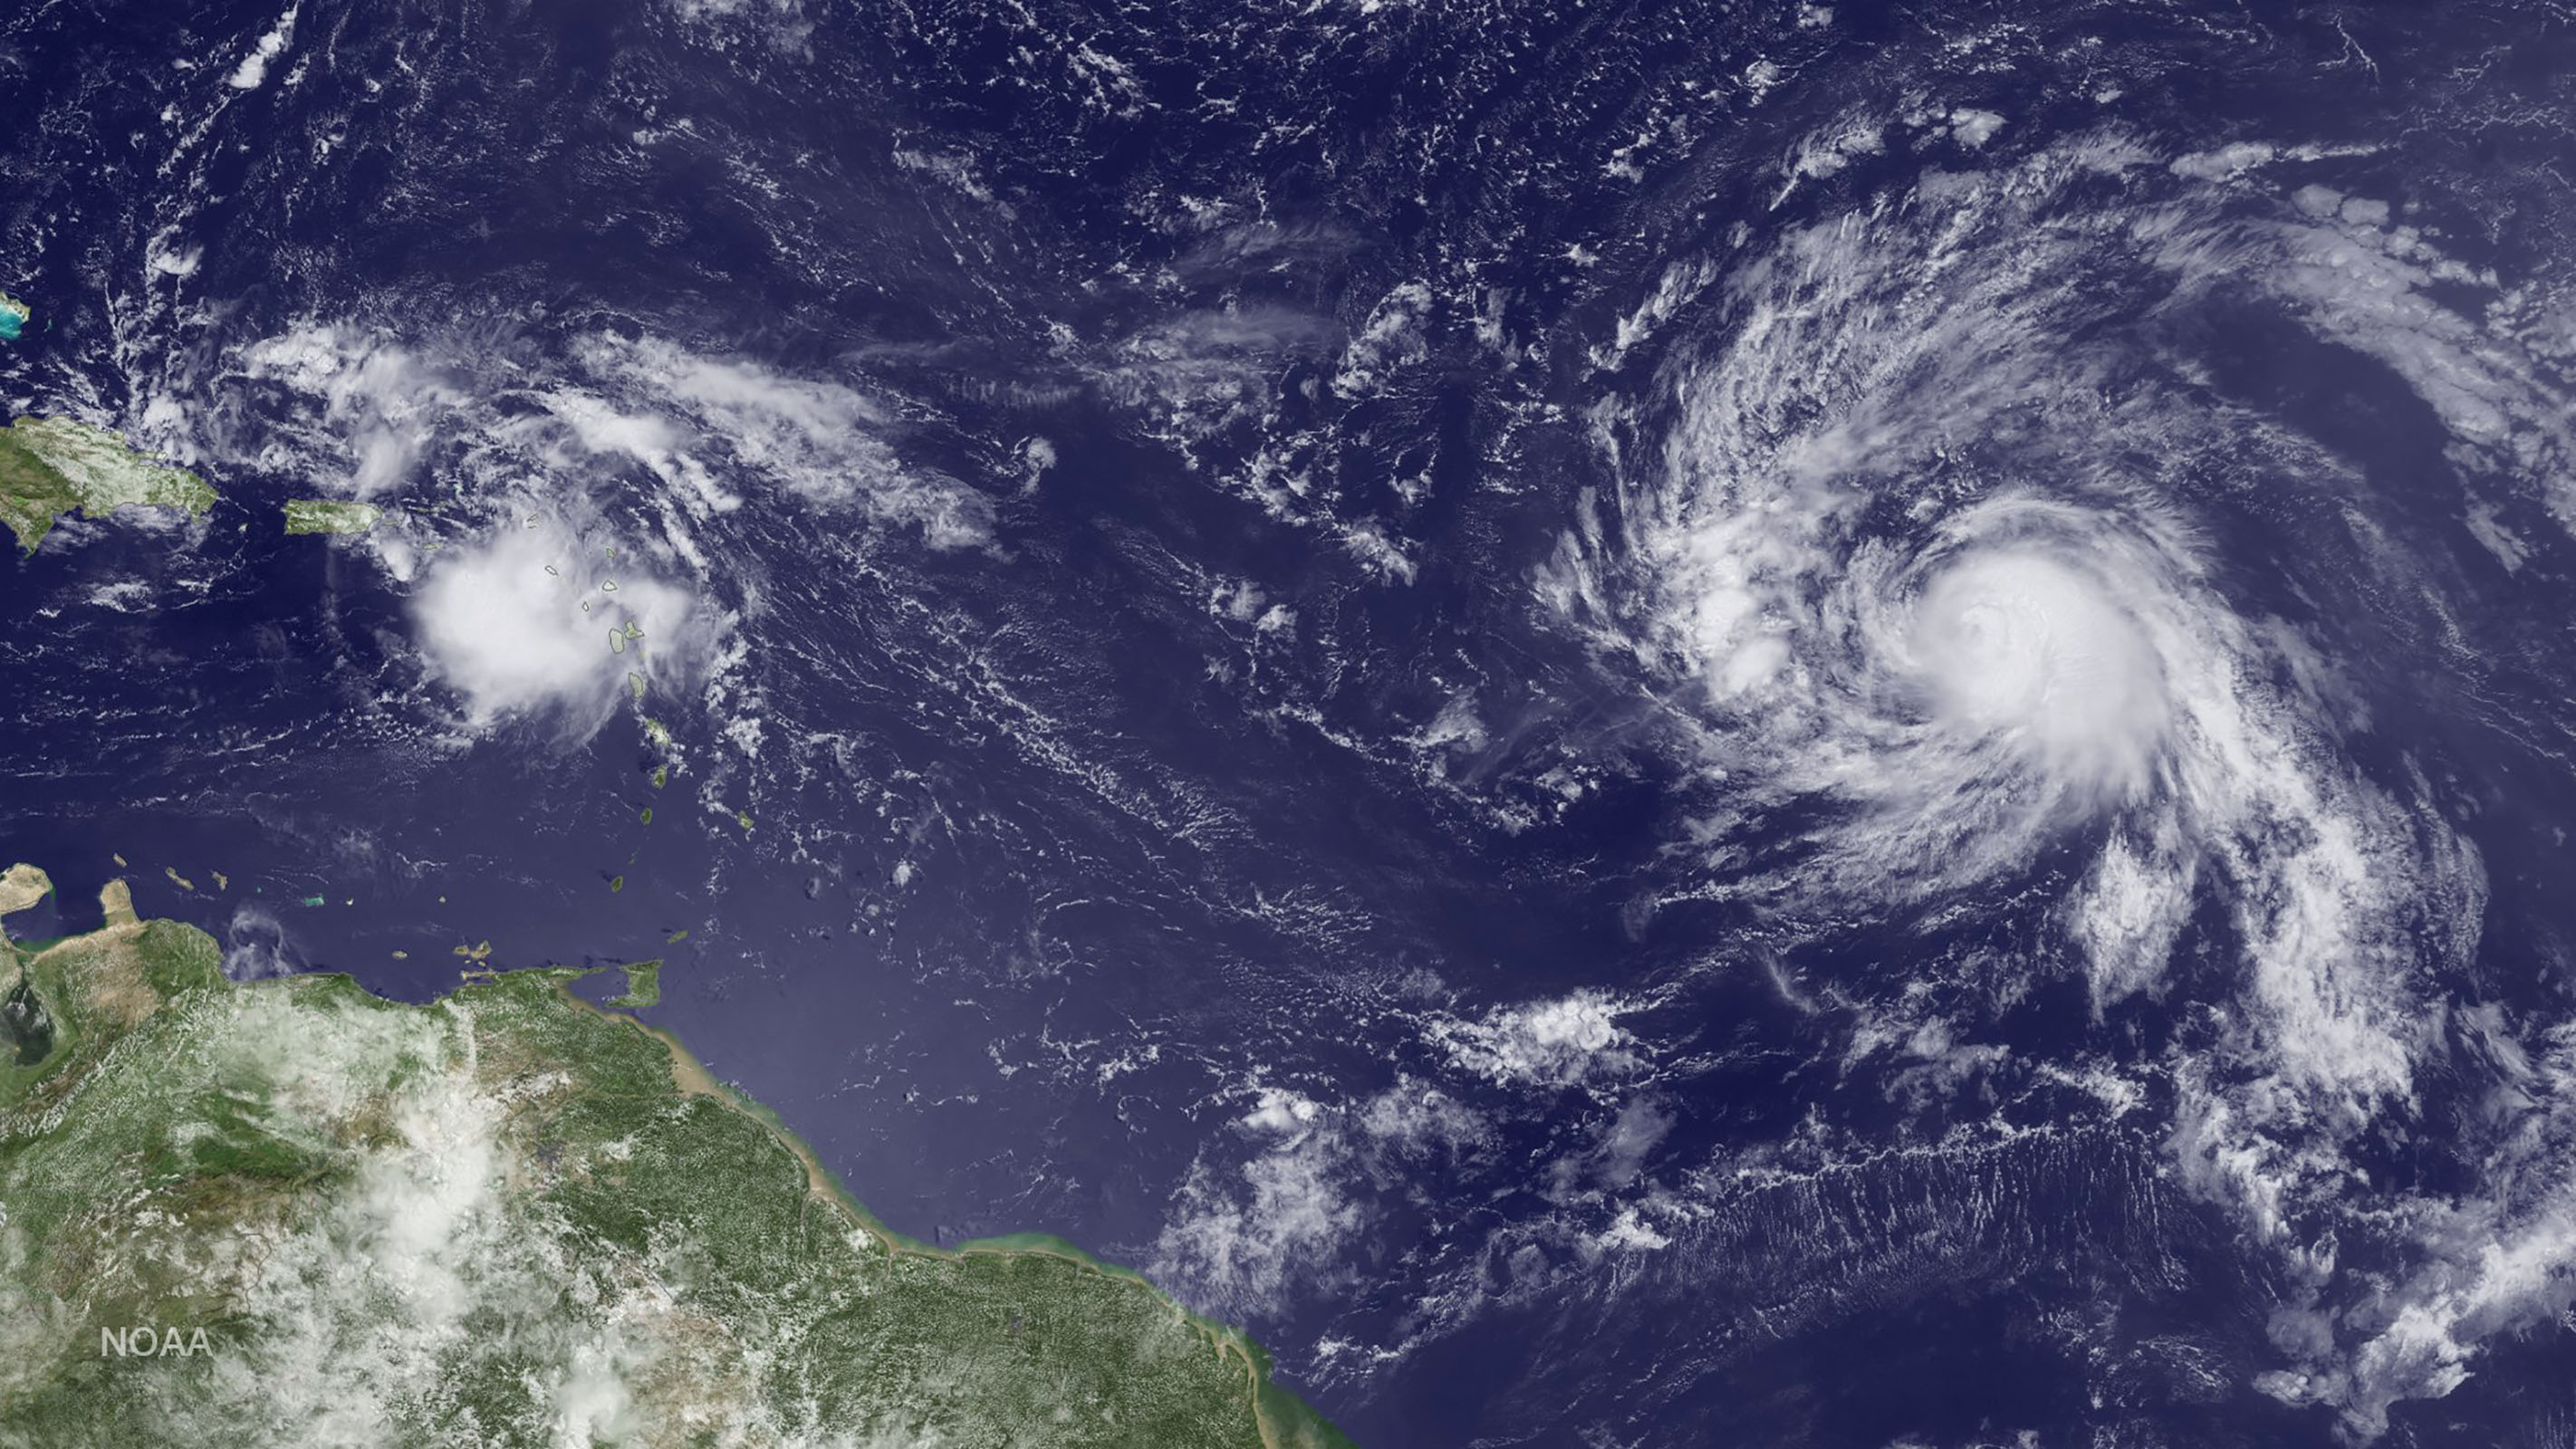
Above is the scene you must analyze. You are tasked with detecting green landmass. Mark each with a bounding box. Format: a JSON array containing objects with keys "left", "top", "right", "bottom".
[
  {"left": 607, "top": 959, "right": 660, "bottom": 1009},
  {"left": 0, "top": 874, "right": 1350, "bottom": 1449},
  {"left": 281, "top": 499, "right": 381, "bottom": 536},
  {"left": 0, "top": 417, "right": 216, "bottom": 554}
]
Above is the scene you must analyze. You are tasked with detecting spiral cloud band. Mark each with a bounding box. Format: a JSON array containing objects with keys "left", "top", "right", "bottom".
[{"left": 1542, "top": 135, "right": 2540, "bottom": 1435}]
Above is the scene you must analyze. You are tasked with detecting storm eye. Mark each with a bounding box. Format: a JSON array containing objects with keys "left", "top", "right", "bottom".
[{"left": 1906, "top": 548, "right": 2168, "bottom": 803}]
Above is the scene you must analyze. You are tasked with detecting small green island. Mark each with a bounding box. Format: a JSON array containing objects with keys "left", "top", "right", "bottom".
[
  {"left": 281, "top": 498, "right": 382, "bottom": 535},
  {"left": 0, "top": 873, "right": 1350, "bottom": 1448},
  {"left": 605, "top": 957, "right": 660, "bottom": 1008},
  {"left": 0, "top": 416, "right": 216, "bottom": 554}
]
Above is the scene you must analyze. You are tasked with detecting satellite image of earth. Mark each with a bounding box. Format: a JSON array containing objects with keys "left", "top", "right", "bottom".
[{"left": 7, "top": 0, "right": 2576, "bottom": 1444}]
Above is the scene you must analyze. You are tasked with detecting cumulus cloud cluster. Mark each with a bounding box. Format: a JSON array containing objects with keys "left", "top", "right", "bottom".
[
  {"left": 232, "top": 323, "right": 464, "bottom": 499},
  {"left": 412, "top": 517, "right": 698, "bottom": 728},
  {"left": 1150, "top": 1077, "right": 1489, "bottom": 1324},
  {"left": 567, "top": 333, "right": 994, "bottom": 549},
  {"left": 229, "top": 320, "right": 996, "bottom": 552},
  {"left": 1427, "top": 990, "right": 1645, "bottom": 1091},
  {"left": 222, "top": 317, "right": 1008, "bottom": 737}
]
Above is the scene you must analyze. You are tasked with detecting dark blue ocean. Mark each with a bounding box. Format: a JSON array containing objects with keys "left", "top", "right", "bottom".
[{"left": 14, "top": 1, "right": 2576, "bottom": 1444}]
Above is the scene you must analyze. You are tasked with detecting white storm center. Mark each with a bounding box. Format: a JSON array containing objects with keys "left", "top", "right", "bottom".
[{"left": 1908, "top": 549, "right": 2167, "bottom": 801}]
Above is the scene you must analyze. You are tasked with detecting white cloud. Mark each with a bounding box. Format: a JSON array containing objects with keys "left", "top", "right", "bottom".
[
  {"left": 1150, "top": 1076, "right": 1491, "bottom": 1322},
  {"left": 1429, "top": 990, "right": 1645, "bottom": 1090},
  {"left": 227, "top": 5, "right": 298, "bottom": 90},
  {"left": 1331, "top": 281, "right": 1433, "bottom": 399},
  {"left": 2169, "top": 140, "right": 2275, "bottom": 181},
  {"left": 1548, "top": 133, "right": 2534, "bottom": 1435},
  {"left": 412, "top": 518, "right": 701, "bottom": 728},
  {"left": 235, "top": 322, "right": 461, "bottom": 499},
  {"left": 221, "top": 904, "right": 305, "bottom": 981},
  {"left": 574, "top": 335, "right": 993, "bottom": 548},
  {"left": 1097, "top": 307, "right": 1331, "bottom": 442},
  {"left": 1949, "top": 108, "right": 2005, "bottom": 149},
  {"left": 1150, "top": 1116, "right": 1362, "bottom": 1323},
  {"left": 666, "top": 0, "right": 813, "bottom": 52},
  {"left": 228, "top": 322, "right": 996, "bottom": 562},
  {"left": 1596, "top": 1204, "right": 1672, "bottom": 1251}
]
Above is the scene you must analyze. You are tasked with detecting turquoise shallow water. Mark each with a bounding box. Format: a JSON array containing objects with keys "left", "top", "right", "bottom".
[{"left": 0, "top": 301, "right": 24, "bottom": 341}]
